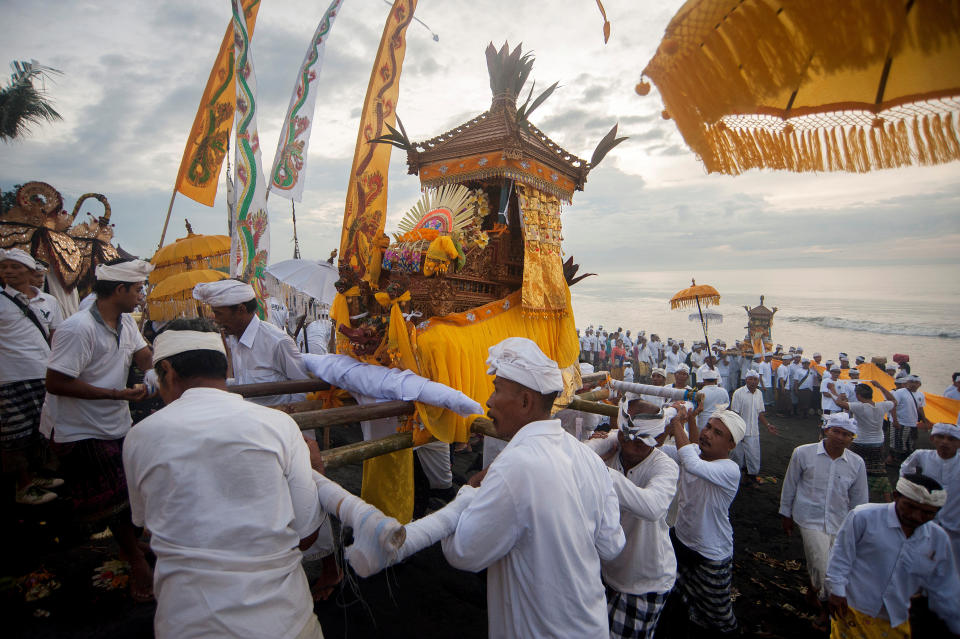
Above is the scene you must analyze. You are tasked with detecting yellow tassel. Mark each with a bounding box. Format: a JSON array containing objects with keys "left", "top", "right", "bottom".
[
  {"left": 913, "top": 117, "right": 930, "bottom": 165},
  {"left": 942, "top": 113, "right": 960, "bottom": 158}
]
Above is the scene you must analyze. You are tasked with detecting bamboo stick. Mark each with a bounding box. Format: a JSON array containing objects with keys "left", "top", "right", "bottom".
[
  {"left": 322, "top": 432, "right": 414, "bottom": 469},
  {"left": 567, "top": 397, "right": 618, "bottom": 417},
  {"left": 293, "top": 400, "right": 415, "bottom": 430},
  {"left": 230, "top": 378, "right": 330, "bottom": 398}
]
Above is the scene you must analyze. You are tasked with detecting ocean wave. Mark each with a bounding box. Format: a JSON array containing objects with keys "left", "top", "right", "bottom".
[{"left": 782, "top": 316, "right": 960, "bottom": 339}]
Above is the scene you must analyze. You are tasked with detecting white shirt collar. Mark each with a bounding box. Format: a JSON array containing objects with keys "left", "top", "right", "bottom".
[
  {"left": 4, "top": 283, "right": 39, "bottom": 300},
  {"left": 816, "top": 440, "right": 851, "bottom": 463},
  {"left": 238, "top": 315, "right": 262, "bottom": 349},
  {"left": 508, "top": 419, "right": 563, "bottom": 447}
]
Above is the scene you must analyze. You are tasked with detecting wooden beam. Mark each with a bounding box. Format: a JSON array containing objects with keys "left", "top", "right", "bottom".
[
  {"left": 230, "top": 378, "right": 330, "bottom": 398},
  {"left": 321, "top": 431, "right": 414, "bottom": 469},
  {"left": 293, "top": 400, "right": 416, "bottom": 430},
  {"left": 568, "top": 396, "right": 618, "bottom": 418}
]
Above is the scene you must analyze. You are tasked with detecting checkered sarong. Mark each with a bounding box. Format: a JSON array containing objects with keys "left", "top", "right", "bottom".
[
  {"left": 606, "top": 585, "right": 668, "bottom": 639},
  {"left": 671, "top": 534, "right": 737, "bottom": 634},
  {"left": 890, "top": 425, "right": 916, "bottom": 459},
  {"left": 0, "top": 378, "right": 46, "bottom": 450}
]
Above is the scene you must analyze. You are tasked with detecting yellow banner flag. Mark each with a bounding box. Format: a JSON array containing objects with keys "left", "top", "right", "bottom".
[
  {"left": 174, "top": 0, "right": 261, "bottom": 207},
  {"left": 339, "top": 0, "right": 417, "bottom": 277}
]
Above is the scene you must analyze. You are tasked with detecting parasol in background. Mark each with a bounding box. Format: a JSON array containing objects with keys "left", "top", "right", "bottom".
[
  {"left": 145, "top": 268, "right": 227, "bottom": 322},
  {"left": 150, "top": 220, "right": 231, "bottom": 284},
  {"left": 264, "top": 257, "right": 339, "bottom": 323},
  {"left": 671, "top": 278, "right": 721, "bottom": 345},
  {"left": 638, "top": 0, "right": 960, "bottom": 175},
  {"left": 689, "top": 310, "right": 722, "bottom": 334}
]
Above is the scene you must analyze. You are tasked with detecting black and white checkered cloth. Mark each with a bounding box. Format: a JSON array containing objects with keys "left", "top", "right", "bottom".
[
  {"left": 0, "top": 378, "right": 46, "bottom": 450},
  {"left": 606, "top": 585, "right": 669, "bottom": 639}
]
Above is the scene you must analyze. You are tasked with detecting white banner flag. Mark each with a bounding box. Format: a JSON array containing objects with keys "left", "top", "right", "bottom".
[{"left": 268, "top": 0, "right": 346, "bottom": 202}]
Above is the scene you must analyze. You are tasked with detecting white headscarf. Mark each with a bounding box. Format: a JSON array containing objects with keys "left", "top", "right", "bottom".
[
  {"left": 824, "top": 412, "right": 858, "bottom": 435},
  {"left": 619, "top": 402, "right": 676, "bottom": 446},
  {"left": 0, "top": 248, "right": 37, "bottom": 270},
  {"left": 711, "top": 408, "right": 746, "bottom": 445},
  {"left": 486, "top": 337, "right": 564, "bottom": 394},
  {"left": 153, "top": 330, "right": 226, "bottom": 365},
  {"left": 193, "top": 280, "right": 256, "bottom": 307},
  {"left": 896, "top": 476, "right": 947, "bottom": 507},
  {"left": 932, "top": 422, "right": 960, "bottom": 440},
  {"left": 95, "top": 259, "right": 153, "bottom": 282},
  {"left": 744, "top": 369, "right": 760, "bottom": 379}
]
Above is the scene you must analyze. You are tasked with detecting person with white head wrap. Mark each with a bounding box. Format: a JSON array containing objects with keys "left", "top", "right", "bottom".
[
  {"left": 443, "top": 338, "right": 625, "bottom": 639},
  {"left": 775, "top": 353, "right": 795, "bottom": 417},
  {"left": 890, "top": 370, "right": 930, "bottom": 463},
  {"left": 730, "top": 369, "right": 777, "bottom": 483},
  {"left": 900, "top": 421, "right": 960, "bottom": 562},
  {"left": 123, "top": 318, "right": 332, "bottom": 639},
  {"left": 780, "top": 406, "right": 867, "bottom": 622},
  {"left": 659, "top": 403, "right": 743, "bottom": 635},
  {"left": 943, "top": 372, "right": 960, "bottom": 400},
  {"left": 0, "top": 248, "right": 67, "bottom": 505},
  {"left": 692, "top": 368, "right": 730, "bottom": 431},
  {"left": 39, "top": 257, "right": 155, "bottom": 599},
  {"left": 836, "top": 380, "right": 898, "bottom": 502},
  {"left": 791, "top": 357, "right": 817, "bottom": 417},
  {"left": 825, "top": 472, "right": 960, "bottom": 637},
  {"left": 582, "top": 397, "right": 681, "bottom": 638},
  {"left": 820, "top": 366, "right": 843, "bottom": 416},
  {"left": 195, "top": 279, "right": 310, "bottom": 409}
]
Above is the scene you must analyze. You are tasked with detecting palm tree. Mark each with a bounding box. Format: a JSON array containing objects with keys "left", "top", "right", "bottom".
[{"left": 0, "top": 60, "right": 62, "bottom": 142}]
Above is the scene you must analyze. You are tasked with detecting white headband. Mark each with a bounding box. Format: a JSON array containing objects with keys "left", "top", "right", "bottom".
[
  {"left": 932, "top": 422, "right": 960, "bottom": 440},
  {"left": 619, "top": 402, "right": 675, "bottom": 446},
  {"left": 95, "top": 259, "right": 153, "bottom": 282},
  {"left": 153, "top": 330, "right": 226, "bottom": 365},
  {"left": 744, "top": 369, "right": 760, "bottom": 379},
  {"left": 486, "top": 337, "right": 564, "bottom": 395},
  {"left": 711, "top": 407, "right": 746, "bottom": 445},
  {"left": 0, "top": 247, "right": 38, "bottom": 270},
  {"left": 193, "top": 280, "right": 256, "bottom": 307},
  {"left": 824, "top": 412, "right": 858, "bottom": 434},
  {"left": 896, "top": 477, "right": 946, "bottom": 507}
]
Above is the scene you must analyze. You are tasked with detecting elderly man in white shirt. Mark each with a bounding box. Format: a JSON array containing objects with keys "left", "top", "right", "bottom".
[
  {"left": 900, "top": 421, "right": 960, "bottom": 563},
  {"left": 0, "top": 249, "right": 65, "bottom": 504},
  {"left": 659, "top": 406, "right": 745, "bottom": 637},
  {"left": 779, "top": 413, "right": 866, "bottom": 629},
  {"left": 41, "top": 258, "right": 155, "bottom": 601},
  {"left": 730, "top": 370, "right": 777, "bottom": 484},
  {"left": 123, "top": 320, "right": 327, "bottom": 639},
  {"left": 442, "top": 337, "right": 625, "bottom": 638},
  {"left": 825, "top": 473, "right": 960, "bottom": 638},
  {"left": 194, "top": 280, "right": 311, "bottom": 407},
  {"left": 586, "top": 399, "right": 680, "bottom": 639}
]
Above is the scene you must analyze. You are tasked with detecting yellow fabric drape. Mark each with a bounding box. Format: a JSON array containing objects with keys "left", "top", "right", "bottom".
[
  {"left": 174, "top": 0, "right": 261, "bottom": 206},
  {"left": 515, "top": 184, "right": 568, "bottom": 313},
  {"left": 361, "top": 449, "right": 412, "bottom": 524},
  {"left": 338, "top": 0, "right": 417, "bottom": 277},
  {"left": 830, "top": 606, "right": 909, "bottom": 639}
]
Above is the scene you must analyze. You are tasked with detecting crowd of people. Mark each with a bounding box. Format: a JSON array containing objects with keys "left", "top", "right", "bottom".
[{"left": 2, "top": 246, "right": 959, "bottom": 639}]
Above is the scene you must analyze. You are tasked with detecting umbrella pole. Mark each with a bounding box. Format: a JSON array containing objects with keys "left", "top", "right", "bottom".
[
  {"left": 157, "top": 188, "right": 177, "bottom": 250},
  {"left": 696, "top": 296, "right": 709, "bottom": 345}
]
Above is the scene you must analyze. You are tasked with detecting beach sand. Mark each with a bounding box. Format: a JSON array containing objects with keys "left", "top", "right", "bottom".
[{"left": 1, "top": 416, "right": 941, "bottom": 638}]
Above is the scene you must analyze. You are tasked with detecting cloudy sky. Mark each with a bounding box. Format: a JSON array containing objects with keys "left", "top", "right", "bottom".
[{"left": 2, "top": 0, "right": 959, "bottom": 272}]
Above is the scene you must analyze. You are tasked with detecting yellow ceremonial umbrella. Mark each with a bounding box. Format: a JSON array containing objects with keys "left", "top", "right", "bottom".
[
  {"left": 670, "top": 278, "right": 721, "bottom": 345},
  {"left": 638, "top": 0, "right": 960, "bottom": 175},
  {"left": 150, "top": 219, "right": 231, "bottom": 284},
  {"left": 145, "top": 269, "right": 227, "bottom": 322}
]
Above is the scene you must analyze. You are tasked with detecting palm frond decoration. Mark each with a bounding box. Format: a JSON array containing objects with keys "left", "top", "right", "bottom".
[
  {"left": 589, "top": 123, "right": 628, "bottom": 168},
  {"left": 367, "top": 114, "right": 413, "bottom": 152},
  {"left": 395, "top": 184, "right": 476, "bottom": 238},
  {"left": 0, "top": 60, "right": 62, "bottom": 142}
]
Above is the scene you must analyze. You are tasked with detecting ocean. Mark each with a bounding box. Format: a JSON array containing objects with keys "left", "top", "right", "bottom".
[{"left": 569, "top": 265, "right": 960, "bottom": 393}]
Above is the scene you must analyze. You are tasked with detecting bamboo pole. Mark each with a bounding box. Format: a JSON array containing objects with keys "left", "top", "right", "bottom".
[
  {"left": 293, "top": 400, "right": 415, "bottom": 430},
  {"left": 156, "top": 188, "right": 178, "bottom": 250},
  {"left": 230, "top": 378, "right": 331, "bottom": 398}
]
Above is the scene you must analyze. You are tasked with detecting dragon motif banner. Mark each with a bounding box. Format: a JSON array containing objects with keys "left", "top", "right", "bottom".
[
  {"left": 268, "top": 0, "right": 346, "bottom": 202},
  {"left": 174, "top": 0, "right": 260, "bottom": 207},
  {"left": 230, "top": 0, "right": 269, "bottom": 314},
  {"left": 339, "top": 0, "right": 417, "bottom": 278}
]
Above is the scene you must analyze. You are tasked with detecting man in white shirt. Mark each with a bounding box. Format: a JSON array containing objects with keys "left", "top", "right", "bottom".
[
  {"left": 730, "top": 370, "right": 777, "bottom": 484},
  {"left": 837, "top": 381, "right": 897, "bottom": 502},
  {"left": 697, "top": 353, "right": 723, "bottom": 390},
  {"left": 42, "top": 258, "right": 154, "bottom": 602},
  {"left": 297, "top": 317, "right": 332, "bottom": 355},
  {"left": 649, "top": 334, "right": 664, "bottom": 366},
  {"left": 0, "top": 249, "right": 64, "bottom": 504},
  {"left": 641, "top": 368, "right": 668, "bottom": 408},
  {"left": 585, "top": 398, "right": 679, "bottom": 639},
  {"left": 792, "top": 358, "right": 817, "bottom": 418},
  {"left": 265, "top": 295, "right": 290, "bottom": 332},
  {"left": 820, "top": 365, "right": 842, "bottom": 416},
  {"left": 194, "top": 280, "right": 311, "bottom": 407},
  {"left": 825, "top": 473, "right": 960, "bottom": 637},
  {"left": 664, "top": 343, "right": 682, "bottom": 385},
  {"left": 900, "top": 422, "right": 960, "bottom": 563},
  {"left": 28, "top": 259, "right": 65, "bottom": 333},
  {"left": 584, "top": 327, "right": 598, "bottom": 368},
  {"left": 776, "top": 354, "right": 794, "bottom": 417},
  {"left": 689, "top": 343, "right": 706, "bottom": 370},
  {"left": 123, "top": 320, "right": 326, "bottom": 639},
  {"left": 756, "top": 353, "right": 773, "bottom": 406},
  {"left": 659, "top": 406, "right": 745, "bottom": 637},
  {"left": 944, "top": 372, "right": 960, "bottom": 400},
  {"left": 442, "top": 337, "right": 625, "bottom": 638},
  {"left": 891, "top": 374, "right": 930, "bottom": 463},
  {"left": 779, "top": 413, "right": 866, "bottom": 628},
  {"left": 637, "top": 337, "right": 656, "bottom": 369},
  {"left": 691, "top": 369, "right": 729, "bottom": 430}
]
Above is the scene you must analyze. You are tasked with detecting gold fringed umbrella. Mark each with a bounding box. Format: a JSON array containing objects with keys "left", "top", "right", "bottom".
[
  {"left": 670, "top": 278, "right": 721, "bottom": 345},
  {"left": 639, "top": 0, "right": 960, "bottom": 175},
  {"left": 145, "top": 269, "right": 228, "bottom": 322},
  {"left": 150, "top": 219, "right": 231, "bottom": 284}
]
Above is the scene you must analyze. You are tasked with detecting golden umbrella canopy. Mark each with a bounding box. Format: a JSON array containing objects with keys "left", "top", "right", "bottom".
[
  {"left": 639, "top": 0, "right": 960, "bottom": 175},
  {"left": 150, "top": 219, "right": 231, "bottom": 284},
  {"left": 670, "top": 278, "right": 721, "bottom": 345},
  {"left": 145, "top": 268, "right": 228, "bottom": 322}
]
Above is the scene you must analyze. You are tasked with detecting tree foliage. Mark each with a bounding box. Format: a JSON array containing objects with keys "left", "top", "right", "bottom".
[{"left": 0, "top": 60, "right": 62, "bottom": 142}]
